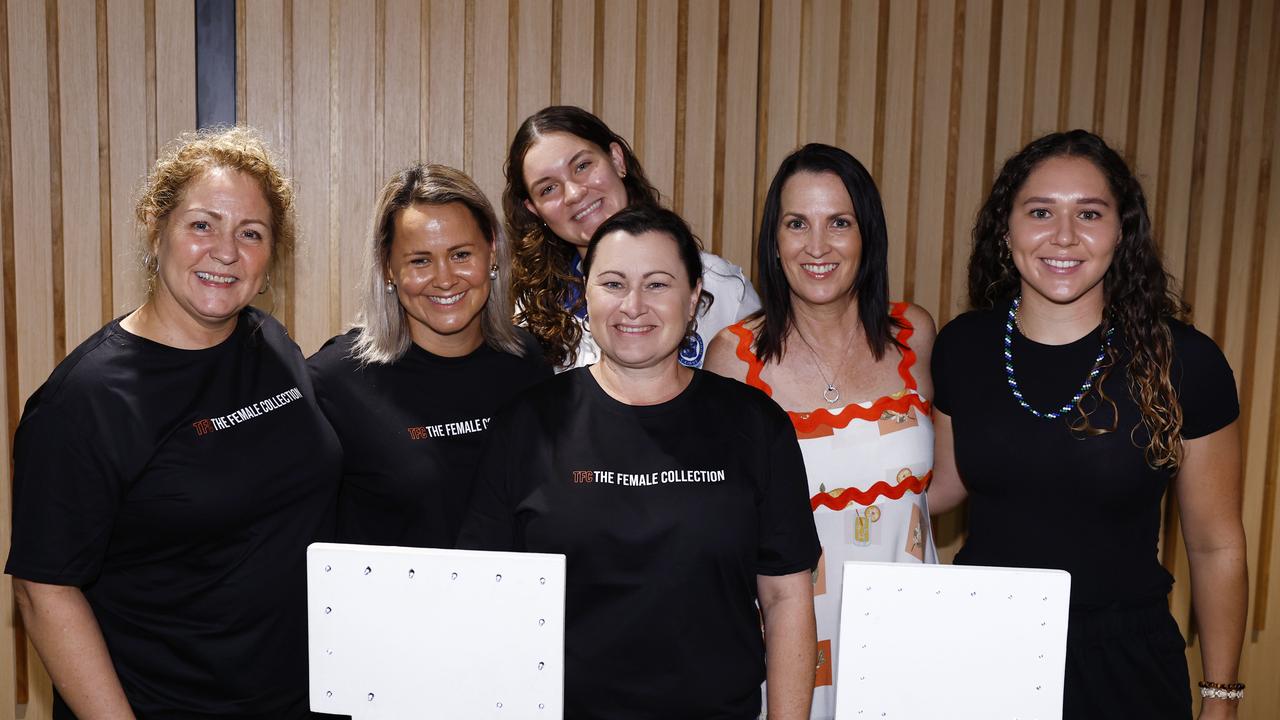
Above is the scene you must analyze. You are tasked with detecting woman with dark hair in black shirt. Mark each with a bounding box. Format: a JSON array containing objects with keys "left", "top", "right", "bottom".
[
  {"left": 6, "top": 127, "right": 339, "bottom": 719},
  {"left": 460, "top": 205, "right": 820, "bottom": 719},
  {"left": 930, "top": 130, "right": 1246, "bottom": 720},
  {"left": 308, "top": 163, "right": 550, "bottom": 548}
]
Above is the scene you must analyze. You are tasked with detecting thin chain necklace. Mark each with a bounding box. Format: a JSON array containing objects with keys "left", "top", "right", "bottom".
[
  {"left": 1004, "top": 295, "right": 1114, "bottom": 419},
  {"left": 792, "top": 320, "right": 859, "bottom": 405}
]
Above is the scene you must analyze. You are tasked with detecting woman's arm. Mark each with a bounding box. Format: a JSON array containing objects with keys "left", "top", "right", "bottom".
[
  {"left": 1175, "top": 422, "right": 1247, "bottom": 720},
  {"left": 13, "top": 579, "right": 135, "bottom": 719},
  {"left": 927, "top": 409, "right": 968, "bottom": 515},
  {"left": 757, "top": 570, "right": 816, "bottom": 720}
]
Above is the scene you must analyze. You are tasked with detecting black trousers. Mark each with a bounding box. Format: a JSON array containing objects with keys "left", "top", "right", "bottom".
[{"left": 1063, "top": 600, "right": 1192, "bottom": 720}]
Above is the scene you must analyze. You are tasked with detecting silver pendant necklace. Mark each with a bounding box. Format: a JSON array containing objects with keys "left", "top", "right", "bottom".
[{"left": 792, "top": 322, "right": 859, "bottom": 405}]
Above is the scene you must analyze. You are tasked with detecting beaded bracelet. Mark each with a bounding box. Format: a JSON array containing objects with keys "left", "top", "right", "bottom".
[{"left": 1198, "top": 681, "right": 1245, "bottom": 701}]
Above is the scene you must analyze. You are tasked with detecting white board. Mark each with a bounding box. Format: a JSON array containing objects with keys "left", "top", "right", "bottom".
[
  {"left": 307, "top": 543, "right": 566, "bottom": 719},
  {"left": 836, "top": 561, "right": 1071, "bottom": 720}
]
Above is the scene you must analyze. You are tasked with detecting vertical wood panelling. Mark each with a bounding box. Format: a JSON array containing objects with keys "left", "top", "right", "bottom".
[
  {"left": 381, "top": 0, "right": 420, "bottom": 177},
  {"left": 335, "top": 0, "right": 376, "bottom": 331},
  {"left": 515, "top": 0, "right": 552, "bottom": 125},
  {"left": 839, "top": 0, "right": 879, "bottom": 164},
  {"left": 106, "top": 0, "right": 145, "bottom": 318},
  {"left": 677, "top": 0, "right": 716, "bottom": 243},
  {"left": 598, "top": 0, "right": 636, "bottom": 142},
  {"left": 57, "top": 0, "right": 103, "bottom": 351},
  {"left": 5, "top": 1, "right": 1280, "bottom": 715},
  {"left": 879, "top": 0, "right": 918, "bottom": 299},
  {"left": 426, "top": 0, "right": 464, "bottom": 169},
  {"left": 290, "top": 0, "right": 333, "bottom": 353},
  {"left": 638, "top": 0, "right": 676, "bottom": 199},
  {"left": 472, "top": 0, "right": 509, "bottom": 209},
  {"left": 153, "top": 0, "right": 194, "bottom": 148},
  {"left": 556, "top": 0, "right": 593, "bottom": 109},
  {"left": 718, "top": 0, "right": 759, "bottom": 273}
]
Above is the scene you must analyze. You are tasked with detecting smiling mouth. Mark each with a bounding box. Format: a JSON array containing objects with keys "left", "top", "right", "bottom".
[
  {"left": 800, "top": 262, "right": 838, "bottom": 276},
  {"left": 428, "top": 291, "right": 467, "bottom": 306},
  {"left": 1041, "top": 258, "right": 1083, "bottom": 269},
  {"left": 572, "top": 199, "right": 603, "bottom": 221},
  {"left": 195, "top": 271, "right": 237, "bottom": 284},
  {"left": 615, "top": 324, "right": 656, "bottom": 335}
]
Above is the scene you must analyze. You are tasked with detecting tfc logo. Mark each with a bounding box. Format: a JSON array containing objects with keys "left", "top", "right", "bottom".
[
  {"left": 407, "top": 426, "right": 430, "bottom": 440},
  {"left": 571, "top": 470, "right": 595, "bottom": 484},
  {"left": 192, "top": 419, "right": 215, "bottom": 436}
]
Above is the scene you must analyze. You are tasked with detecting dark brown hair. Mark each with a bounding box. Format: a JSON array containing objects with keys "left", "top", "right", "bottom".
[
  {"left": 503, "top": 106, "right": 662, "bottom": 367},
  {"left": 968, "top": 129, "right": 1187, "bottom": 468}
]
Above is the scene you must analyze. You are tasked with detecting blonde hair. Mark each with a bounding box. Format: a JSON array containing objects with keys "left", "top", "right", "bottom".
[
  {"left": 136, "top": 126, "right": 295, "bottom": 297},
  {"left": 351, "top": 163, "right": 526, "bottom": 365}
]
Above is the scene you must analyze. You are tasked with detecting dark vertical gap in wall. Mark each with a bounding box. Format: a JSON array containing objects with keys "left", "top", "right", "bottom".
[
  {"left": 550, "top": 0, "right": 562, "bottom": 105},
  {"left": 195, "top": 0, "right": 236, "bottom": 129},
  {"left": 1019, "top": 0, "right": 1038, "bottom": 144},
  {"left": 0, "top": 0, "right": 20, "bottom": 697},
  {"left": 980, "top": 0, "right": 1003, "bottom": 187},
  {"left": 834, "top": 0, "right": 851, "bottom": 145},
  {"left": 1123, "top": 0, "right": 1147, "bottom": 161},
  {"left": 592, "top": 0, "right": 605, "bottom": 116},
  {"left": 96, "top": 0, "right": 113, "bottom": 325},
  {"left": 750, "top": 0, "right": 773, "bottom": 270}
]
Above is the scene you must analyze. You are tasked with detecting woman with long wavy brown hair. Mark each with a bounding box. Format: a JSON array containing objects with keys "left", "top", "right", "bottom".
[
  {"left": 504, "top": 105, "right": 760, "bottom": 369},
  {"left": 929, "top": 130, "right": 1246, "bottom": 720}
]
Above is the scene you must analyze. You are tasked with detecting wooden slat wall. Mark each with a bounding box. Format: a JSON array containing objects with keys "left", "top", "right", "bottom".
[{"left": 1, "top": 1, "right": 1277, "bottom": 717}]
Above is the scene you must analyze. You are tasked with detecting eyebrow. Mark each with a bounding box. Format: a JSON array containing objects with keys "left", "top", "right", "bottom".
[
  {"left": 404, "top": 243, "right": 476, "bottom": 255},
  {"left": 595, "top": 269, "right": 677, "bottom": 278},
  {"left": 1021, "top": 196, "right": 1111, "bottom": 206},
  {"left": 186, "top": 207, "right": 270, "bottom": 226},
  {"left": 528, "top": 150, "right": 593, "bottom": 190}
]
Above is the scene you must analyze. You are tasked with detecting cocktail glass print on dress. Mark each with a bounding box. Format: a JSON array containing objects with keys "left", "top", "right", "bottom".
[
  {"left": 836, "top": 561, "right": 1070, "bottom": 719},
  {"left": 308, "top": 543, "right": 565, "bottom": 718}
]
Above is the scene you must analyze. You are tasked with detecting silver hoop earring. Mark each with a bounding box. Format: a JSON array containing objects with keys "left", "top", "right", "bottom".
[
  {"left": 385, "top": 281, "right": 396, "bottom": 295},
  {"left": 488, "top": 264, "right": 499, "bottom": 280},
  {"left": 258, "top": 275, "right": 271, "bottom": 295}
]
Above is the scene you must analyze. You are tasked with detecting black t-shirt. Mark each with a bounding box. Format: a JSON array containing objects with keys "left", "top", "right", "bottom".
[
  {"left": 5, "top": 308, "right": 341, "bottom": 719},
  {"left": 931, "top": 305, "right": 1238, "bottom": 608},
  {"left": 458, "top": 368, "right": 820, "bottom": 720},
  {"left": 307, "top": 329, "right": 552, "bottom": 547}
]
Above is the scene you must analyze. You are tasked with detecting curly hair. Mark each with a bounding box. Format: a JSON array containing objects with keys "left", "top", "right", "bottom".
[
  {"left": 503, "top": 106, "right": 662, "bottom": 367},
  {"left": 752, "top": 143, "right": 903, "bottom": 365},
  {"left": 968, "top": 129, "right": 1188, "bottom": 469},
  {"left": 136, "top": 126, "right": 296, "bottom": 299}
]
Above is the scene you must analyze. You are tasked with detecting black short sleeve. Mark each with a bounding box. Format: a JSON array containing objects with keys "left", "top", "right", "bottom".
[
  {"left": 756, "top": 408, "right": 821, "bottom": 576},
  {"left": 931, "top": 321, "right": 954, "bottom": 415},
  {"left": 1171, "top": 322, "right": 1239, "bottom": 439},
  {"left": 7, "top": 392, "right": 125, "bottom": 585}
]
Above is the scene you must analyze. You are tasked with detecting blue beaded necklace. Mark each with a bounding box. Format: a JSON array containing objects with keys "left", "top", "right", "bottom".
[{"left": 1004, "top": 295, "right": 1114, "bottom": 420}]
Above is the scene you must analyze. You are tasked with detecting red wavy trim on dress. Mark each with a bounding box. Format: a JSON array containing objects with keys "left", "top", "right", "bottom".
[
  {"left": 728, "top": 303, "right": 930, "bottom": 433},
  {"left": 810, "top": 471, "right": 933, "bottom": 511}
]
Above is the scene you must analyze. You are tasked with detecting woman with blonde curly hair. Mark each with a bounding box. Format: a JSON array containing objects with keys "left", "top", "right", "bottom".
[
  {"left": 6, "top": 126, "right": 340, "bottom": 719},
  {"left": 504, "top": 105, "right": 760, "bottom": 369},
  {"left": 929, "top": 130, "right": 1246, "bottom": 719},
  {"left": 308, "top": 163, "right": 550, "bottom": 548}
]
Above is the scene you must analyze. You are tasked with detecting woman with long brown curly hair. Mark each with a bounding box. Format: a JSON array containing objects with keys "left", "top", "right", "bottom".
[
  {"left": 504, "top": 105, "right": 760, "bottom": 369},
  {"left": 928, "top": 130, "right": 1246, "bottom": 720}
]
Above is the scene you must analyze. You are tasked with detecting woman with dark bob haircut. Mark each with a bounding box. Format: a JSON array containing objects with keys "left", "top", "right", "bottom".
[
  {"left": 706, "top": 143, "right": 937, "bottom": 718},
  {"left": 462, "top": 204, "right": 819, "bottom": 719},
  {"left": 504, "top": 105, "right": 760, "bottom": 369},
  {"left": 929, "top": 130, "right": 1246, "bottom": 719}
]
